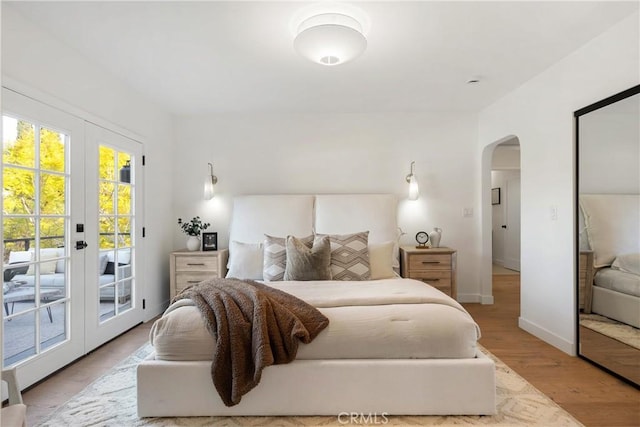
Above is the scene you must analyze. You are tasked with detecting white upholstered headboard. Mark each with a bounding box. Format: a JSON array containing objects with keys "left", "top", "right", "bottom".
[
  {"left": 227, "top": 194, "right": 400, "bottom": 276},
  {"left": 228, "top": 195, "right": 315, "bottom": 244},
  {"left": 579, "top": 194, "right": 640, "bottom": 267}
]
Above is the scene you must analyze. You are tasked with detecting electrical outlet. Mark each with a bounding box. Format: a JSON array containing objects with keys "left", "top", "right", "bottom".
[
  {"left": 463, "top": 208, "right": 473, "bottom": 218},
  {"left": 550, "top": 206, "right": 558, "bottom": 221}
]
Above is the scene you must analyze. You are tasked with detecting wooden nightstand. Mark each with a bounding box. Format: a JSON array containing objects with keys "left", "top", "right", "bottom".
[
  {"left": 169, "top": 249, "right": 229, "bottom": 300},
  {"left": 579, "top": 250, "right": 594, "bottom": 313},
  {"left": 400, "top": 246, "right": 457, "bottom": 299}
]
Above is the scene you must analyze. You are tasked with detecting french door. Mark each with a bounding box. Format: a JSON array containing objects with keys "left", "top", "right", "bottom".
[
  {"left": 84, "top": 124, "right": 144, "bottom": 351},
  {"left": 2, "top": 89, "right": 144, "bottom": 387}
]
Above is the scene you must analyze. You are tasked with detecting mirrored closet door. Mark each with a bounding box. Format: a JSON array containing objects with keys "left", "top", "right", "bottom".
[{"left": 575, "top": 84, "right": 640, "bottom": 386}]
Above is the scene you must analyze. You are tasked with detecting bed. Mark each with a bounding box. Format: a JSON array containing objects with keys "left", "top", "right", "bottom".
[
  {"left": 137, "top": 194, "right": 496, "bottom": 417},
  {"left": 579, "top": 194, "right": 640, "bottom": 328}
]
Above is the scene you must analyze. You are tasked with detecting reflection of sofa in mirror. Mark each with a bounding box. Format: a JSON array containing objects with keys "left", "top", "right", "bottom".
[{"left": 4, "top": 248, "right": 131, "bottom": 303}]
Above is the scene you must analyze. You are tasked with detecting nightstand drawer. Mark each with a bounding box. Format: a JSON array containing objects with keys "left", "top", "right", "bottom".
[
  {"left": 175, "top": 256, "right": 220, "bottom": 272},
  {"left": 408, "top": 254, "right": 452, "bottom": 271},
  {"left": 175, "top": 272, "right": 216, "bottom": 292},
  {"left": 408, "top": 270, "right": 451, "bottom": 281}
]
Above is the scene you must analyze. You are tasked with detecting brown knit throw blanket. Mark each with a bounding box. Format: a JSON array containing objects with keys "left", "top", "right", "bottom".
[{"left": 173, "top": 278, "right": 329, "bottom": 407}]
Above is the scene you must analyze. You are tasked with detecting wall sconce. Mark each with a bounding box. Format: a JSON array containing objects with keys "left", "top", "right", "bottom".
[
  {"left": 204, "top": 162, "right": 218, "bottom": 200},
  {"left": 405, "top": 161, "right": 419, "bottom": 200}
]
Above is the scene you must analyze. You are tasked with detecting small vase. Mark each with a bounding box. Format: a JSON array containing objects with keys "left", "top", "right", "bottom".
[
  {"left": 429, "top": 228, "right": 442, "bottom": 248},
  {"left": 186, "top": 236, "right": 201, "bottom": 251}
]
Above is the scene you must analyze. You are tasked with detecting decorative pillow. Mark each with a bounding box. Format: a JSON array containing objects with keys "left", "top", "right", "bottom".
[
  {"left": 317, "top": 231, "right": 371, "bottom": 281},
  {"left": 104, "top": 261, "right": 129, "bottom": 276},
  {"left": 26, "top": 251, "right": 57, "bottom": 275},
  {"left": 612, "top": 253, "right": 640, "bottom": 276},
  {"left": 99, "top": 254, "right": 109, "bottom": 275},
  {"left": 226, "top": 240, "right": 264, "bottom": 280},
  {"left": 284, "top": 235, "right": 332, "bottom": 281},
  {"left": 263, "top": 234, "right": 314, "bottom": 281},
  {"left": 369, "top": 241, "right": 396, "bottom": 280}
]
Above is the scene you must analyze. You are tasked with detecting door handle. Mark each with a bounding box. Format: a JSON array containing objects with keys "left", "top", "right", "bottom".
[
  {"left": 75, "top": 240, "right": 88, "bottom": 250},
  {"left": 501, "top": 225, "right": 507, "bottom": 229}
]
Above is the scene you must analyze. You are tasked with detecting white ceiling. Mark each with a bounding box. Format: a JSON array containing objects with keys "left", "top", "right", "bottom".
[{"left": 5, "top": 1, "right": 638, "bottom": 115}]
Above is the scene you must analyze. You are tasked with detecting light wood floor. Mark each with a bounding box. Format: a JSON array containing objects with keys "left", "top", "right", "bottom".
[{"left": 19, "top": 274, "right": 640, "bottom": 426}]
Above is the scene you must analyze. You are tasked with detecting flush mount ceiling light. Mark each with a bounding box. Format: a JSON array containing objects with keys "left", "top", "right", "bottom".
[{"left": 294, "top": 11, "right": 367, "bottom": 66}]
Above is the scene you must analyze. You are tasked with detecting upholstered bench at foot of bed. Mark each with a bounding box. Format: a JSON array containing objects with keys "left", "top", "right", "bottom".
[{"left": 136, "top": 351, "right": 496, "bottom": 417}]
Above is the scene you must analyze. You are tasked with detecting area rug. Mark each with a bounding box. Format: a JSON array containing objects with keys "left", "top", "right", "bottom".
[
  {"left": 36, "top": 344, "right": 583, "bottom": 427},
  {"left": 580, "top": 313, "right": 640, "bottom": 349}
]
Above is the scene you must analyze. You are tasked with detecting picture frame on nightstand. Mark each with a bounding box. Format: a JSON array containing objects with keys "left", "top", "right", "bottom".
[{"left": 202, "top": 232, "right": 218, "bottom": 251}]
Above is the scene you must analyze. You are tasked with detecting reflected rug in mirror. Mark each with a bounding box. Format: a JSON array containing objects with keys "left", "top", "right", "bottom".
[{"left": 36, "top": 344, "right": 583, "bottom": 426}]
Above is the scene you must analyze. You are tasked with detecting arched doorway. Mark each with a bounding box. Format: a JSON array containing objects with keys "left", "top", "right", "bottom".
[{"left": 479, "top": 135, "right": 521, "bottom": 304}]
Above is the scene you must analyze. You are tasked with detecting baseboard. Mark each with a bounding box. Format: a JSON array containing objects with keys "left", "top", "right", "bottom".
[
  {"left": 519, "top": 317, "right": 575, "bottom": 355},
  {"left": 458, "top": 293, "right": 495, "bottom": 305}
]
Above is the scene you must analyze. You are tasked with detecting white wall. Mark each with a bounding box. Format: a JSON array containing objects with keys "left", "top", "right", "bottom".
[
  {"left": 478, "top": 11, "right": 639, "bottom": 354},
  {"left": 579, "top": 102, "right": 639, "bottom": 194},
  {"left": 172, "top": 112, "right": 486, "bottom": 302},
  {"left": 2, "top": 6, "right": 175, "bottom": 319},
  {"left": 492, "top": 145, "right": 521, "bottom": 170}
]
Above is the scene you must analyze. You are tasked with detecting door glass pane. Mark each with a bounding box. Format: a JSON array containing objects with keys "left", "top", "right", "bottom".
[
  {"left": 3, "top": 217, "right": 35, "bottom": 254},
  {"left": 40, "top": 303, "right": 66, "bottom": 351},
  {"left": 99, "top": 217, "right": 116, "bottom": 250},
  {"left": 2, "top": 167, "right": 35, "bottom": 214},
  {"left": 40, "top": 217, "right": 65, "bottom": 249},
  {"left": 3, "top": 116, "right": 35, "bottom": 167},
  {"left": 40, "top": 173, "right": 65, "bottom": 215},
  {"left": 99, "top": 182, "right": 115, "bottom": 215},
  {"left": 117, "top": 184, "right": 131, "bottom": 215},
  {"left": 99, "top": 146, "right": 115, "bottom": 180},
  {"left": 117, "top": 217, "right": 131, "bottom": 247},
  {"left": 2, "top": 115, "right": 70, "bottom": 367},
  {"left": 40, "top": 127, "right": 65, "bottom": 173},
  {"left": 97, "top": 145, "right": 135, "bottom": 325},
  {"left": 3, "top": 311, "right": 36, "bottom": 366}
]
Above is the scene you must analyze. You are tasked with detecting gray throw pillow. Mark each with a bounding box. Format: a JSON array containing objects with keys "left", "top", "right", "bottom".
[
  {"left": 263, "top": 234, "right": 313, "bottom": 281},
  {"left": 283, "top": 235, "right": 332, "bottom": 281}
]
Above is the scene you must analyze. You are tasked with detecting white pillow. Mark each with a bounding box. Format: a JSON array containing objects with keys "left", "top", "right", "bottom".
[
  {"left": 612, "top": 253, "right": 640, "bottom": 276},
  {"left": 369, "top": 241, "right": 396, "bottom": 280},
  {"left": 26, "top": 251, "right": 58, "bottom": 275},
  {"left": 107, "top": 249, "right": 131, "bottom": 265},
  {"left": 579, "top": 194, "right": 640, "bottom": 267},
  {"left": 226, "top": 241, "right": 264, "bottom": 280},
  {"left": 8, "top": 251, "right": 31, "bottom": 264},
  {"left": 99, "top": 254, "right": 109, "bottom": 275}
]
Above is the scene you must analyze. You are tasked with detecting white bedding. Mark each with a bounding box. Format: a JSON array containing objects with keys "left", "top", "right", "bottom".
[
  {"left": 594, "top": 268, "right": 640, "bottom": 297},
  {"left": 150, "top": 278, "right": 480, "bottom": 361}
]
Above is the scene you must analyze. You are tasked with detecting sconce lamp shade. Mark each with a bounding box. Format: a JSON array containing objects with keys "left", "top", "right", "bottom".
[
  {"left": 204, "top": 163, "right": 218, "bottom": 200},
  {"left": 294, "top": 12, "right": 367, "bottom": 66},
  {"left": 406, "top": 161, "right": 419, "bottom": 201},
  {"left": 408, "top": 174, "right": 419, "bottom": 200}
]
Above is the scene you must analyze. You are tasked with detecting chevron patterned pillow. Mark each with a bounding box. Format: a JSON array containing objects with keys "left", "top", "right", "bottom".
[{"left": 316, "top": 231, "right": 371, "bottom": 281}]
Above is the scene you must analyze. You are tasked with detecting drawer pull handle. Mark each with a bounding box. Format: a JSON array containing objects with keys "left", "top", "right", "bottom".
[
  {"left": 187, "top": 263, "right": 206, "bottom": 266},
  {"left": 422, "top": 278, "right": 440, "bottom": 282},
  {"left": 421, "top": 261, "right": 440, "bottom": 264},
  {"left": 187, "top": 280, "right": 201, "bottom": 284}
]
